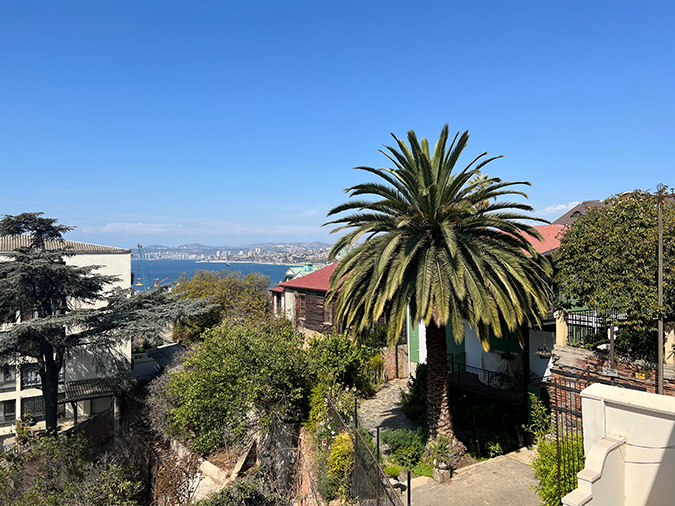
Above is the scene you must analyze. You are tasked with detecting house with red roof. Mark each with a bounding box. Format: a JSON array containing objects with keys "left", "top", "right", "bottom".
[{"left": 270, "top": 262, "right": 340, "bottom": 337}]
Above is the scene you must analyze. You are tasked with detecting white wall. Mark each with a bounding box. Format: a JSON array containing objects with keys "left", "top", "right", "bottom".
[
  {"left": 563, "top": 383, "right": 675, "bottom": 506},
  {"left": 464, "top": 323, "right": 483, "bottom": 369}
]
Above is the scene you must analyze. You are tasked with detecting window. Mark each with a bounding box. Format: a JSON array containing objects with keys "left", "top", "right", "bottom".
[
  {"left": 21, "top": 363, "right": 64, "bottom": 390},
  {"left": 0, "top": 400, "right": 16, "bottom": 427},
  {"left": 323, "top": 300, "right": 333, "bottom": 324},
  {"left": 0, "top": 365, "right": 16, "bottom": 393},
  {"left": 21, "top": 364, "right": 41, "bottom": 389},
  {"left": 297, "top": 294, "right": 306, "bottom": 320},
  {"left": 21, "top": 394, "right": 65, "bottom": 421}
]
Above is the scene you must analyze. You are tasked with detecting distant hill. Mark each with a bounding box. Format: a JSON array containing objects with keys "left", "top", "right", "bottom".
[{"left": 133, "top": 241, "right": 332, "bottom": 257}]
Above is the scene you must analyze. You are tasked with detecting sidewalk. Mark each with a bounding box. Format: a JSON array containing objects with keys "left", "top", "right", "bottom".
[{"left": 410, "top": 448, "right": 539, "bottom": 506}]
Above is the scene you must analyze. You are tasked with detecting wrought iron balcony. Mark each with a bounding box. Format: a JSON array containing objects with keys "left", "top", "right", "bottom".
[{"left": 448, "top": 356, "right": 526, "bottom": 405}]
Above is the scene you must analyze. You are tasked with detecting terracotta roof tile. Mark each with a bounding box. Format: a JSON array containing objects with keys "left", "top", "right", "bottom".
[{"left": 524, "top": 224, "right": 566, "bottom": 255}]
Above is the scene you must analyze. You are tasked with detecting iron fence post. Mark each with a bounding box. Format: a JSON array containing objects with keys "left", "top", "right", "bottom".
[
  {"left": 354, "top": 398, "right": 358, "bottom": 496},
  {"left": 407, "top": 470, "right": 411, "bottom": 506},
  {"left": 376, "top": 426, "right": 380, "bottom": 506}
]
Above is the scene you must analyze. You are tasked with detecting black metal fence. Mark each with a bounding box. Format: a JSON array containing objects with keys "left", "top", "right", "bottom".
[
  {"left": 448, "top": 360, "right": 526, "bottom": 405},
  {"left": 325, "top": 395, "right": 405, "bottom": 506},
  {"left": 566, "top": 309, "right": 626, "bottom": 347},
  {"left": 550, "top": 374, "right": 586, "bottom": 503}
]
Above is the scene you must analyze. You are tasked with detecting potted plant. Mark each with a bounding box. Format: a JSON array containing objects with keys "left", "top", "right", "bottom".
[{"left": 428, "top": 435, "right": 452, "bottom": 470}]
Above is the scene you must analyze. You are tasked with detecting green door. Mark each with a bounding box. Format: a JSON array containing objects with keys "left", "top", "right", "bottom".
[{"left": 408, "top": 309, "right": 420, "bottom": 363}]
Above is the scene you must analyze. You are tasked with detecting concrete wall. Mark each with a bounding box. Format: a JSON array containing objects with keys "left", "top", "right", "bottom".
[{"left": 563, "top": 383, "right": 675, "bottom": 506}]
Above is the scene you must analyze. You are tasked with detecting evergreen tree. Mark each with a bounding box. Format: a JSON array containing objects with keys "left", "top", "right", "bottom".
[{"left": 0, "top": 213, "right": 208, "bottom": 434}]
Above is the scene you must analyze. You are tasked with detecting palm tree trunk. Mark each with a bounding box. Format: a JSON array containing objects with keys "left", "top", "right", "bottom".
[
  {"left": 426, "top": 321, "right": 466, "bottom": 464},
  {"left": 426, "top": 320, "right": 453, "bottom": 439}
]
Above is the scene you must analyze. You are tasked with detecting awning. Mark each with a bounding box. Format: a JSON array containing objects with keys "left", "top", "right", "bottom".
[{"left": 58, "top": 378, "right": 117, "bottom": 403}]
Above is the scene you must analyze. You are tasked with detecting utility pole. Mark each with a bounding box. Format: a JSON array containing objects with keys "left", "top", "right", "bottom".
[{"left": 657, "top": 183, "right": 665, "bottom": 395}]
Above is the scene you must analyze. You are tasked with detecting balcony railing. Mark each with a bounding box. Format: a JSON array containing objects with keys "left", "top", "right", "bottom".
[{"left": 448, "top": 360, "right": 526, "bottom": 405}]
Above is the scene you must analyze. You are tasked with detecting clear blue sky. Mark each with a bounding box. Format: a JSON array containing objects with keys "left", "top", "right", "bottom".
[{"left": 1, "top": 1, "right": 673, "bottom": 248}]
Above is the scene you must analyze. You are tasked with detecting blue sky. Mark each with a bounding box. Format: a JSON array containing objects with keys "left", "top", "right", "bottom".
[{"left": 1, "top": 1, "right": 673, "bottom": 248}]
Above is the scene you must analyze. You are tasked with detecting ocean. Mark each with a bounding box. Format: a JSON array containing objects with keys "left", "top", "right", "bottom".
[{"left": 130, "top": 259, "right": 293, "bottom": 289}]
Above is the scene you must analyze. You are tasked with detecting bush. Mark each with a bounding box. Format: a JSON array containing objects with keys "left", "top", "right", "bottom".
[
  {"left": 168, "top": 318, "right": 310, "bottom": 455},
  {"left": 384, "top": 464, "right": 402, "bottom": 480},
  {"left": 196, "top": 472, "right": 286, "bottom": 506},
  {"left": 327, "top": 431, "right": 354, "bottom": 499},
  {"left": 400, "top": 364, "right": 427, "bottom": 424},
  {"left": 0, "top": 434, "right": 143, "bottom": 506},
  {"left": 307, "top": 382, "right": 358, "bottom": 445},
  {"left": 307, "top": 333, "right": 380, "bottom": 395},
  {"left": 526, "top": 393, "right": 584, "bottom": 505},
  {"left": 412, "top": 461, "right": 434, "bottom": 478},
  {"left": 380, "top": 427, "right": 426, "bottom": 469}
]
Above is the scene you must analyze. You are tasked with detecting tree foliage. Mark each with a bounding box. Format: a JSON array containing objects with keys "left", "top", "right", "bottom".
[
  {"left": 0, "top": 434, "right": 143, "bottom": 506},
  {"left": 324, "top": 125, "right": 552, "bottom": 440},
  {"left": 554, "top": 191, "right": 675, "bottom": 327},
  {"left": 0, "top": 213, "right": 210, "bottom": 433},
  {"left": 167, "top": 318, "right": 309, "bottom": 455},
  {"left": 171, "top": 270, "right": 270, "bottom": 342}
]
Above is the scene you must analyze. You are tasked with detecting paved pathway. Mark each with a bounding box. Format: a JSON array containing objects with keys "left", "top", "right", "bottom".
[
  {"left": 357, "top": 380, "right": 540, "bottom": 505},
  {"left": 358, "top": 379, "right": 416, "bottom": 432},
  {"left": 410, "top": 448, "right": 539, "bottom": 506}
]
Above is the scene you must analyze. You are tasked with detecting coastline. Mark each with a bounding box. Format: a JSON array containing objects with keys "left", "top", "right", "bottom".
[{"left": 195, "top": 260, "right": 306, "bottom": 267}]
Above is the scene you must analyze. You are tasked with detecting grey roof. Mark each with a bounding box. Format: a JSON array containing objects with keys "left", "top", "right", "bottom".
[
  {"left": 0, "top": 235, "right": 130, "bottom": 254},
  {"left": 59, "top": 377, "right": 117, "bottom": 403},
  {"left": 146, "top": 343, "right": 185, "bottom": 368},
  {"left": 552, "top": 200, "right": 605, "bottom": 226}
]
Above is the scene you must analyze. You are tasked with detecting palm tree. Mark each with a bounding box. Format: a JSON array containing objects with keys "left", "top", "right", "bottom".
[{"left": 325, "top": 125, "right": 552, "bottom": 448}]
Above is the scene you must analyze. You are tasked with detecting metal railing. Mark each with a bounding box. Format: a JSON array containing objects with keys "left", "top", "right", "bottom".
[
  {"left": 326, "top": 395, "right": 405, "bottom": 506},
  {"left": 448, "top": 360, "right": 526, "bottom": 405},
  {"left": 566, "top": 309, "right": 626, "bottom": 348}
]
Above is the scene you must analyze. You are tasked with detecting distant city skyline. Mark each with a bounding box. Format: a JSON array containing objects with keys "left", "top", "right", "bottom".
[{"left": 1, "top": 2, "right": 673, "bottom": 248}]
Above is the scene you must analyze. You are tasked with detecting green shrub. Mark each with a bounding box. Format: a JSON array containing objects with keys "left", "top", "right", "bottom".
[
  {"left": 427, "top": 435, "right": 452, "bottom": 466},
  {"left": 307, "top": 382, "right": 358, "bottom": 445},
  {"left": 381, "top": 427, "right": 426, "bottom": 469},
  {"left": 328, "top": 431, "right": 354, "bottom": 499},
  {"left": 384, "top": 464, "right": 402, "bottom": 480},
  {"left": 307, "top": 333, "right": 380, "bottom": 395},
  {"left": 526, "top": 393, "right": 584, "bottom": 505},
  {"left": 400, "top": 364, "right": 427, "bottom": 423},
  {"left": 196, "top": 473, "right": 286, "bottom": 506},
  {"left": 412, "top": 461, "right": 434, "bottom": 478},
  {"left": 168, "top": 318, "right": 309, "bottom": 455}
]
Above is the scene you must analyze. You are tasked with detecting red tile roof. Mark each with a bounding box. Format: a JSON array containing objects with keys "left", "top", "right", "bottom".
[
  {"left": 269, "top": 286, "right": 284, "bottom": 293},
  {"left": 279, "top": 262, "right": 338, "bottom": 292},
  {"left": 525, "top": 224, "right": 566, "bottom": 255},
  {"left": 271, "top": 227, "right": 563, "bottom": 297}
]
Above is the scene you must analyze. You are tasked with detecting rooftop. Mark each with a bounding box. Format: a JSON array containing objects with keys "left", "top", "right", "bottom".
[{"left": 0, "top": 235, "right": 130, "bottom": 254}]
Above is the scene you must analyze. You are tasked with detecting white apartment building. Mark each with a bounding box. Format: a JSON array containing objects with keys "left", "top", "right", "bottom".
[{"left": 0, "top": 236, "right": 131, "bottom": 437}]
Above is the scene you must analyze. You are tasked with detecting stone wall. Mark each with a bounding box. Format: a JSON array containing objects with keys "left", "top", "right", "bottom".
[
  {"left": 550, "top": 344, "right": 675, "bottom": 396},
  {"left": 381, "top": 344, "right": 409, "bottom": 380}
]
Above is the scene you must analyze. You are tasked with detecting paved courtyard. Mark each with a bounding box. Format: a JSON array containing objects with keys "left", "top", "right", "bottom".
[
  {"left": 411, "top": 448, "right": 539, "bottom": 506},
  {"left": 360, "top": 379, "right": 540, "bottom": 506}
]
